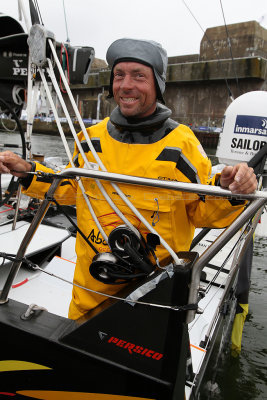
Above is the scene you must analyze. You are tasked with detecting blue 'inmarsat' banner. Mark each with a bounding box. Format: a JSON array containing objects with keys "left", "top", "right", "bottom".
[{"left": 234, "top": 115, "right": 267, "bottom": 136}]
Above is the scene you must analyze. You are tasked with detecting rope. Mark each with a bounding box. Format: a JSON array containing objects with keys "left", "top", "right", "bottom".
[{"left": 0, "top": 116, "right": 17, "bottom": 132}]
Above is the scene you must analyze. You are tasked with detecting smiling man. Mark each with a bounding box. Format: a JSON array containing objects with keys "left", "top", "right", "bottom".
[
  {"left": 0, "top": 38, "right": 257, "bottom": 319},
  {"left": 112, "top": 62, "right": 157, "bottom": 118}
]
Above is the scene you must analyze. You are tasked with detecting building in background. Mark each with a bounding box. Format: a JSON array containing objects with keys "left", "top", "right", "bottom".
[{"left": 67, "top": 20, "right": 267, "bottom": 131}]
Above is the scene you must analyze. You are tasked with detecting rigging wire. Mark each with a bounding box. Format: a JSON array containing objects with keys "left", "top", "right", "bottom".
[
  {"left": 62, "top": 0, "right": 70, "bottom": 43},
  {"left": 59, "top": 43, "right": 70, "bottom": 93},
  {"left": 42, "top": 54, "right": 179, "bottom": 264},
  {"left": 29, "top": 0, "right": 43, "bottom": 25},
  {"left": 44, "top": 58, "right": 130, "bottom": 244},
  {"left": 0, "top": 251, "right": 196, "bottom": 312},
  {"left": 188, "top": 217, "right": 255, "bottom": 331},
  {"left": 46, "top": 39, "right": 181, "bottom": 265},
  {"left": 203, "top": 221, "right": 249, "bottom": 294},
  {"left": 33, "top": 0, "right": 44, "bottom": 25},
  {"left": 219, "top": 0, "right": 241, "bottom": 95},
  {"left": 16, "top": 0, "right": 264, "bottom": 312},
  {"left": 182, "top": 0, "right": 234, "bottom": 100},
  {"left": 38, "top": 64, "right": 109, "bottom": 244}
]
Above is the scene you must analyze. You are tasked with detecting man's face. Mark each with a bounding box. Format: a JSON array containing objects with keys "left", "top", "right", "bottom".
[{"left": 112, "top": 62, "right": 157, "bottom": 118}]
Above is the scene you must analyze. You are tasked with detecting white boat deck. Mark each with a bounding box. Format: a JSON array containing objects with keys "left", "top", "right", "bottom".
[
  {"left": 0, "top": 220, "right": 75, "bottom": 318},
  {"left": 9, "top": 253, "right": 76, "bottom": 318},
  {"left": 0, "top": 220, "right": 71, "bottom": 266}
]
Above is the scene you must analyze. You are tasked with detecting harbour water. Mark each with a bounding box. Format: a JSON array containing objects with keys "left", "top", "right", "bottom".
[
  {"left": 199, "top": 235, "right": 267, "bottom": 400},
  {"left": 0, "top": 131, "right": 266, "bottom": 399}
]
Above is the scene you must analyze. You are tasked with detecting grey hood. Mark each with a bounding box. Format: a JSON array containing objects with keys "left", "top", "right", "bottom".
[{"left": 106, "top": 38, "right": 168, "bottom": 103}]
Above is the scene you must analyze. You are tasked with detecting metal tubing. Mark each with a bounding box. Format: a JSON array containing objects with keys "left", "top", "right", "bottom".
[
  {"left": 0, "top": 167, "right": 266, "bottom": 304},
  {"left": 0, "top": 179, "right": 61, "bottom": 304},
  {"left": 12, "top": 184, "right": 22, "bottom": 231},
  {"left": 62, "top": 168, "right": 267, "bottom": 201},
  {"left": 198, "top": 205, "right": 263, "bottom": 340},
  {"left": 186, "top": 198, "right": 266, "bottom": 323}
]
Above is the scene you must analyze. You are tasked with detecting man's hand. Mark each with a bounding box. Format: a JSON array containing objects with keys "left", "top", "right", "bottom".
[
  {"left": 0, "top": 151, "right": 32, "bottom": 178},
  {"left": 220, "top": 162, "right": 257, "bottom": 194}
]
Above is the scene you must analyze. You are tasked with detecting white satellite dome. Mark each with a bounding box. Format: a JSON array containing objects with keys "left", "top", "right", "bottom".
[{"left": 216, "top": 91, "right": 267, "bottom": 167}]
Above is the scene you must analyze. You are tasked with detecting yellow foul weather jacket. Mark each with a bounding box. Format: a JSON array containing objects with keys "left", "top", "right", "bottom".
[{"left": 22, "top": 117, "right": 245, "bottom": 319}]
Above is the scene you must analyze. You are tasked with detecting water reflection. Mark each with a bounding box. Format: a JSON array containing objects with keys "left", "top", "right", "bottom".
[{"left": 0, "top": 132, "right": 74, "bottom": 164}]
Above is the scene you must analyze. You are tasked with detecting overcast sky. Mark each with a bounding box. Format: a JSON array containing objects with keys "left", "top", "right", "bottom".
[{"left": 1, "top": 0, "right": 267, "bottom": 60}]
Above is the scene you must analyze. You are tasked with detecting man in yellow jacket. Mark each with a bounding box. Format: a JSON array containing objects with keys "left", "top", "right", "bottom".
[{"left": 0, "top": 38, "right": 257, "bottom": 319}]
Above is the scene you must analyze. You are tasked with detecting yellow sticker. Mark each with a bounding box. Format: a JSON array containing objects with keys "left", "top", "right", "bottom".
[
  {"left": 0, "top": 360, "right": 51, "bottom": 372},
  {"left": 17, "top": 391, "right": 155, "bottom": 400}
]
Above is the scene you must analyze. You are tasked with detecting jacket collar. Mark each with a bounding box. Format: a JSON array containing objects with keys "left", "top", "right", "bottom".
[{"left": 109, "top": 103, "right": 172, "bottom": 131}]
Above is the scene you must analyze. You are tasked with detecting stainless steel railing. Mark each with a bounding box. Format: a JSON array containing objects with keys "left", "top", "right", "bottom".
[{"left": 0, "top": 168, "right": 266, "bottom": 319}]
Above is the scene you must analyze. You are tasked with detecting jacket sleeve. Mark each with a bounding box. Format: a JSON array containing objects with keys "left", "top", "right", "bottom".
[
  {"left": 21, "top": 133, "right": 85, "bottom": 205},
  {"left": 185, "top": 174, "right": 245, "bottom": 229},
  {"left": 21, "top": 161, "right": 78, "bottom": 205},
  {"left": 176, "top": 128, "right": 245, "bottom": 229}
]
